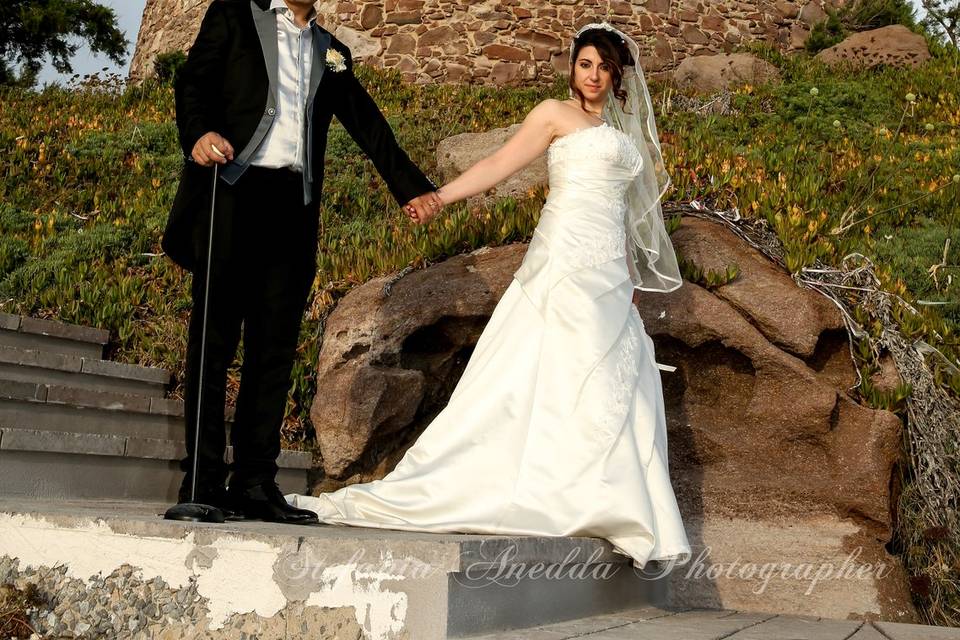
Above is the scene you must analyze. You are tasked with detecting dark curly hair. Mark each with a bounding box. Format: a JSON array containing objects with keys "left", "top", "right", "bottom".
[{"left": 569, "top": 27, "right": 635, "bottom": 112}]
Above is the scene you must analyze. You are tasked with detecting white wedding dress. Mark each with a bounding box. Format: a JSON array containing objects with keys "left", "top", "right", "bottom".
[{"left": 286, "top": 122, "right": 692, "bottom": 568}]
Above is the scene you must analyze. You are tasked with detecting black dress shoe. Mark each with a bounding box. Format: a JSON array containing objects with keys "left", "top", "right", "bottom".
[
  {"left": 178, "top": 484, "right": 243, "bottom": 520},
  {"left": 227, "top": 481, "right": 319, "bottom": 525}
]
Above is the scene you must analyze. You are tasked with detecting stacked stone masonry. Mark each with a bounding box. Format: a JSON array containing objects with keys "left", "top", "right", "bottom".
[{"left": 131, "top": 0, "right": 845, "bottom": 86}]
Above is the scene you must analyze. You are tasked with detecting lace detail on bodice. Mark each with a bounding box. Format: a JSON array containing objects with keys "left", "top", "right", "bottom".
[
  {"left": 534, "top": 123, "right": 640, "bottom": 272},
  {"left": 564, "top": 225, "right": 627, "bottom": 271},
  {"left": 547, "top": 123, "right": 641, "bottom": 175}
]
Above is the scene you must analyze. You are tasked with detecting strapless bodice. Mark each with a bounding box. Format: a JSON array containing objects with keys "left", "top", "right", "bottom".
[
  {"left": 515, "top": 122, "right": 643, "bottom": 288},
  {"left": 545, "top": 122, "right": 643, "bottom": 209}
]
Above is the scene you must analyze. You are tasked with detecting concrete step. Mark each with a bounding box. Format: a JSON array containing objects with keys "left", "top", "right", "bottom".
[
  {"left": 0, "top": 344, "right": 170, "bottom": 397},
  {"left": 0, "top": 429, "right": 311, "bottom": 502},
  {"left": 0, "top": 498, "right": 673, "bottom": 639},
  {"left": 464, "top": 607, "right": 960, "bottom": 639},
  {"left": 0, "top": 380, "right": 233, "bottom": 441},
  {"left": 0, "top": 312, "right": 109, "bottom": 359}
]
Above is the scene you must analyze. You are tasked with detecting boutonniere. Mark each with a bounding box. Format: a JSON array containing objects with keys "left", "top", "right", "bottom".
[{"left": 325, "top": 48, "right": 347, "bottom": 72}]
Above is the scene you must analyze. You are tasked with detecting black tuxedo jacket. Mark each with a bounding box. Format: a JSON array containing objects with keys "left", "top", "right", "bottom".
[{"left": 161, "top": 0, "right": 435, "bottom": 272}]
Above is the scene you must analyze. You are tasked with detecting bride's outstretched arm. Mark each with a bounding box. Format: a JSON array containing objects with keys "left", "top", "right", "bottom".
[{"left": 435, "top": 100, "right": 559, "bottom": 207}]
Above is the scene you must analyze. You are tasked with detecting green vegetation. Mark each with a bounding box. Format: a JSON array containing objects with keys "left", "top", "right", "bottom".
[
  {"left": 0, "top": 38, "right": 958, "bottom": 624},
  {"left": 1, "top": 42, "right": 958, "bottom": 434},
  {"left": 152, "top": 50, "right": 186, "bottom": 86}
]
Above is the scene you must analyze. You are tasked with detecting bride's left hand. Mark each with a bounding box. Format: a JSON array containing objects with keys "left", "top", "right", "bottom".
[{"left": 405, "top": 192, "right": 443, "bottom": 224}]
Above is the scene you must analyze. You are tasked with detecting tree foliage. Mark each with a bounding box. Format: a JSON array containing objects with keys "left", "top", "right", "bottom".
[
  {"left": 0, "top": 0, "right": 126, "bottom": 87},
  {"left": 920, "top": 0, "right": 960, "bottom": 49}
]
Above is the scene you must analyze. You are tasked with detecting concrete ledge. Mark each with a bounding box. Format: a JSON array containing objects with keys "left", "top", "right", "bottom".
[
  {"left": 0, "top": 398, "right": 242, "bottom": 443},
  {"left": 147, "top": 398, "right": 237, "bottom": 421},
  {"left": 80, "top": 357, "right": 170, "bottom": 386},
  {"left": 0, "top": 428, "right": 309, "bottom": 470},
  {"left": 0, "top": 451, "right": 309, "bottom": 502},
  {"left": 0, "top": 395, "right": 185, "bottom": 440},
  {"left": 0, "top": 382, "right": 233, "bottom": 420},
  {"left": 0, "top": 429, "right": 126, "bottom": 456},
  {"left": 18, "top": 316, "right": 110, "bottom": 345},
  {"left": 0, "top": 313, "right": 21, "bottom": 331},
  {"left": 0, "top": 498, "right": 669, "bottom": 639},
  {"left": 123, "top": 436, "right": 185, "bottom": 460},
  {"left": 0, "top": 345, "right": 82, "bottom": 372},
  {"left": 0, "top": 379, "right": 48, "bottom": 402},
  {"left": 0, "top": 316, "right": 107, "bottom": 359},
  {"left": 468, "top": 608, "right": 960, "bottom": 640},
  {"left": 149, "top": 396, "right": 184, "bottom": 416},
  {"left": 46, "top": 384, "right": 153, "bottom": 412},
  {"left": 0, "top": 345, "right": 170, "bottom": 396}
]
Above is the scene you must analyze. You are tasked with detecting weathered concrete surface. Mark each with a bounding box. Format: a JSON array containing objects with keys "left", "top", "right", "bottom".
[
  {"left": 0, "top": 498, "right": 669, "bottom": 639},
  {"left": 0, "top": 500, "right": 456, "bottom": 639},
  {"left": 471, "top": 606, "right": 960, "bottom": 640}
]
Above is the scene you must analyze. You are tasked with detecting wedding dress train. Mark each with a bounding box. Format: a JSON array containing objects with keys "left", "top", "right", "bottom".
[{"left": 286, "top": 122, "right": 692, "bottom": 568}]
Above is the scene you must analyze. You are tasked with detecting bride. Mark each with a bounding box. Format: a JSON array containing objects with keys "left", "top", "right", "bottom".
[{"left": 286, "top": 22, "right": 693, "bottom": 569}]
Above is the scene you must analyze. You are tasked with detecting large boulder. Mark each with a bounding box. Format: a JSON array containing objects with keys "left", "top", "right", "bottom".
[
  {"left": 673, "top": 53, "right": 782, "bottom": 94},
  {"left": 307, "top": 216, "right": 915, "bottom": 620},
  {"left": 651, "top": 220, "right": 908, "bottom": 618},
  {"left": 435, "top": 124, "right": 548, "bottom": 207},
  {"left": 815, "top": 25, "right": 932, "bottom": 69},
  {"left": 310, "top": 243, "right": 527, "bottom": 481}
]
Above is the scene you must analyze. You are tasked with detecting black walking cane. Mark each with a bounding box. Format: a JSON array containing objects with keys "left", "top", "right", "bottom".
[{"left": 164, "top": 159, "right": 227, "bottom": 523}]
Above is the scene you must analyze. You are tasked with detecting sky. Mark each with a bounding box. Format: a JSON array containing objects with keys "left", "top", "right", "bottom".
[
  {"left": 37, "top": 0, "right": 147, "bottom": 87},
  {"left": 37, "top": 0, "right": 930, "bottom": 86}
]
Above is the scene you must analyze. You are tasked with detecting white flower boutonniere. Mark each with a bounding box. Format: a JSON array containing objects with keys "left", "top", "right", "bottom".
[{"left": 325, "top": 48, "right": 347, "bottom": 73}]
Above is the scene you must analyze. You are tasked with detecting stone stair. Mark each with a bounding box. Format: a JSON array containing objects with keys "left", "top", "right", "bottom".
[
  {"left": 0, "top": 344, "right": 170, "bottom": 396},
  {"left": 0, "top": 313, "right": 310, "bottom": 502}
]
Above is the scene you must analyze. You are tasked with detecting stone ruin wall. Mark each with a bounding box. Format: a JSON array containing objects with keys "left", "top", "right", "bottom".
[{"left": 131, "top": 0, "right": 844, "bottom": 86}]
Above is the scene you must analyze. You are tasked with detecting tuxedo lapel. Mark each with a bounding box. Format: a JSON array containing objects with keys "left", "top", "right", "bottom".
[
  {"left": 307, "top": 26, "right": 331, "bottom": 110},
  {"left": 251, "top": 0, "right": 279, "bottom": 101}
]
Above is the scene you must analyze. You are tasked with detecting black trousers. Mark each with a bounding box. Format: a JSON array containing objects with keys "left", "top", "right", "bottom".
[{"left": 179, "top": 165, "right": 318, "bottom": 496}]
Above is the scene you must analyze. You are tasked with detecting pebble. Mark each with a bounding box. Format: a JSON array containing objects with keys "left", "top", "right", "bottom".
[{"left": 2, "top": 559, "right": 211, "bottom": 638}]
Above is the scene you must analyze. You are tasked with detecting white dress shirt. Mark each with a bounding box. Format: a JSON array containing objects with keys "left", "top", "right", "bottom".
[{"left": 249, "top": 0, "right": 317, "bottom": 172}]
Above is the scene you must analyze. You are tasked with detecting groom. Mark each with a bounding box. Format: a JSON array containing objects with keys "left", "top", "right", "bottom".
[{"left": 161, "top": 0, "right": 443, "bottom": 524}]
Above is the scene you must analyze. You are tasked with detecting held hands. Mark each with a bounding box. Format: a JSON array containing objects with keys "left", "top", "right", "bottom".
[
  {"left": 191, "top": 132, "right": 235, "bottom": 166},
  {"left": 404, "top": 191, "right": 444, "bottom": 225}
]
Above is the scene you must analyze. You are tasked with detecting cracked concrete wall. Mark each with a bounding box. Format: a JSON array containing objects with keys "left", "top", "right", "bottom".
[{"left": 0, "top": 512, "right": 455, "bottom": 639}]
